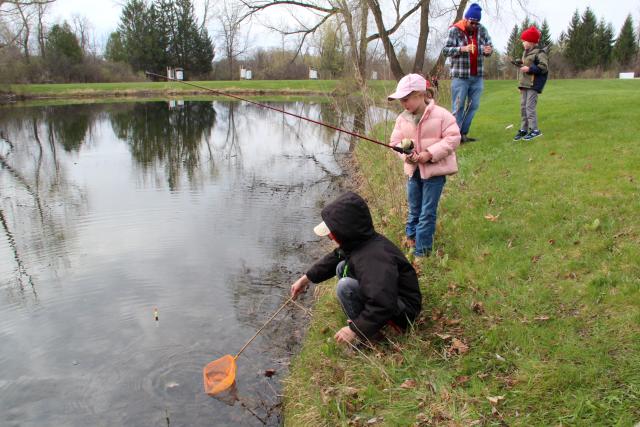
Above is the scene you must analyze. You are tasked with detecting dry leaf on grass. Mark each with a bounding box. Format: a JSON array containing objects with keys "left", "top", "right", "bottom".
[
  {"left": 400, "top": 378, "right": 417, "bottom": 389},
  {"left": 471, "top": 301, "right": 485, "bottom": 314},
  {"left": 449, "top": 338, "right": 469, "bottom": 354},
  {"left": 343, "top": 386, "right": 359, "bottom": 397},
  {"left": 452, "top": 375, "right": 471, "bottom": 388},
  {"left": 534, "top": 315, "right": 551, "bottom": 321},
  {"left": 484, "top": 213, "right": 500, "bottom": 222},
  {"left": 487, "top": 395, "right": 505, "bottom": 406}
]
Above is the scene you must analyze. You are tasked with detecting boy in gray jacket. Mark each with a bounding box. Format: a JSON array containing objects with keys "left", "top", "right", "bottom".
[{"left": 514, "top": 26, "right": 549, "bottom": 141}]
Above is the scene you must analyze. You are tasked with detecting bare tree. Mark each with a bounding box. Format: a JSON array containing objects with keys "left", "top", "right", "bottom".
[
  {"left": 218, "top": 0, "right": 250, "bottom": 79},
  {"left": 238, "top": 0, "right": 457, "bottom": 85},
  {"left": 14, "top": 2, "right": 34, "bottom": 59},
  {"left": 0, "top": 0, "right": 54, "bottom": 51},
  {"left": 71, "top": 14, "right": 92, "bottom": 54},
  {"left": 367, "top": 0, "right": 427, "bottom": 80},
  {"left": 34, "top": 0, "right": 46, "bottom": 56},
  {"left": 239, "top": 0, "right": 372, "bottom": 87}
]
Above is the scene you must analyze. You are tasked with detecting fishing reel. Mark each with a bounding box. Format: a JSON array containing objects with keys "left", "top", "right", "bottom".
[
  {"left": 392, "top": 138, "right": 415, "bottom": 155},
  {"left": 509, "top": 58, "right": 524, "bottom": 67}
]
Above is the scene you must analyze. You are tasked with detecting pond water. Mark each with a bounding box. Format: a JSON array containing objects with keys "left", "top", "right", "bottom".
[{"left": 0, "top": 99, "right": 367, "bottom": 426}]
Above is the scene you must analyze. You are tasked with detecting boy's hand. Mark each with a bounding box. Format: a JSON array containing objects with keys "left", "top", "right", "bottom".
[
  {"left": 520, "top": 66, "right": 530, "bottom": 73},
  {"left": 334, "top": 326, "right": 357, "bottom": 344},
  {"left": 290, "top": 275, "right": 310, "bottom": 300}
]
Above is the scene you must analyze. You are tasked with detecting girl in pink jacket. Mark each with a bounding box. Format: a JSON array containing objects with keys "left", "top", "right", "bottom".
[{"left": 388, "top": 74, "right": 461, "bottom": 257}]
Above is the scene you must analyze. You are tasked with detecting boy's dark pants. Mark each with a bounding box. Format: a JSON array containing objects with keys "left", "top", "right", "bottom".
[{"left": 334, "top": 261, "right": 408, "bottom": 332}]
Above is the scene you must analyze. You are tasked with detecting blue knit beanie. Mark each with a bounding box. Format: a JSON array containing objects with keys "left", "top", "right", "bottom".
[{"left": 464, "top": 3, "right": 482, "bottom": 21}]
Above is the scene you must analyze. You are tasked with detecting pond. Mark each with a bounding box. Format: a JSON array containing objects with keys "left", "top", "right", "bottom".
[{"left": 0, "top": 99, "right": 378, "bottom": 426}]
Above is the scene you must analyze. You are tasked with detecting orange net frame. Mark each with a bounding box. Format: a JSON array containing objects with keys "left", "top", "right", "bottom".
[
  {"left": 202, "top": 296, "right": 293, "bottom": 396},
  {"left": 203, "top": 354, "right": 237, "bottom": 395}
]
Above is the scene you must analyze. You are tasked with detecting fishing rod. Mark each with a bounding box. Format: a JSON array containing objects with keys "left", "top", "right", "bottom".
[{"left": 144, "top": 71, "right": 414, "bottom": 154}]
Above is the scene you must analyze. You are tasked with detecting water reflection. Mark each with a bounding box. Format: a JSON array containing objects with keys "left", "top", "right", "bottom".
[
  {"left": 109, "top": 102, "right": 218, "bottom": 190},
  {"left": 0, "top": 98, "right": 372, "bottom": 425}
]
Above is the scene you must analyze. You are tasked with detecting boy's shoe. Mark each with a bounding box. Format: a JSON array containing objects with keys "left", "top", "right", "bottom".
[
  {"left": 513, "top": 129, "right": 528, "bottom": 141},
  {"left": 523, "top": 129, "right": 542, "bottom": 140}
]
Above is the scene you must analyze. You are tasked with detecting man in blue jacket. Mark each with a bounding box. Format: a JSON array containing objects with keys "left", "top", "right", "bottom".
[{"left": 290, "top": 192, "right": 422, "bottom": 344}]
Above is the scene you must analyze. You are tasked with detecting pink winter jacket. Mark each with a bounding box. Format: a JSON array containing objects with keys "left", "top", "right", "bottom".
[{"left": 390, "top": 100, "right": 461, "bottom": 179}]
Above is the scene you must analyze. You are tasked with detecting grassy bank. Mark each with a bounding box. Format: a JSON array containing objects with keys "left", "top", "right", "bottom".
[
  {"left": 5, "top": 79, "right": 394, "bottom": 99},
  {"left": 283, "top": 79, "right": 640, "bottom": 426}
]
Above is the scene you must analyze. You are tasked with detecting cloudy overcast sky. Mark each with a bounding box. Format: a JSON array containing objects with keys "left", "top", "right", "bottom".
[{"left": 49, "top": 0, "right": 639, "bottom": 53}]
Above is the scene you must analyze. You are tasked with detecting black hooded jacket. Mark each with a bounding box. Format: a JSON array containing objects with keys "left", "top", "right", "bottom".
[{"left": 306, "top": 192, "right": 422, "bottom": 339}]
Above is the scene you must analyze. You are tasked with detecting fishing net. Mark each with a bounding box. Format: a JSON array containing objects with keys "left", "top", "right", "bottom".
[{"left": 203, "top": 354, "right": 237, "bottom": 395}]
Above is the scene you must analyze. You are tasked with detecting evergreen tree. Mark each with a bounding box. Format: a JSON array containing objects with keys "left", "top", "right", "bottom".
[
  {"left": 105, "top": 31, "right": 127, "bottom": 63},
  {"left": 192, "top": 28, "right": 215, "bottom": 74},
  {"left": 319, "top": 22, "right": 345, "bottom": 78},
  {"left": 540, "top": 19, "right": 553, "bottom": 50},
  {"left": 155, "top": 0, "right": 213, "bottom": 75},
  {"left": 579, "top": 7, "right": 599, "bottom": 69},
  {"left": 47, "top": 22, "right": 83, "bottom": 63},
  {"left": 118, "top": 0, "right": 152, "bottom": 72},
  {"left": 595, "top": 19, "right": 614, "bottom": 69},
  {"left": 564, "top": 9, "right": 582, "bottom": 69},
  {"left": 505, "top": 24, "right": 520, "bottom": 59},
  {"left": 613, "top": 14, "right": 638, "bottom": 68}
]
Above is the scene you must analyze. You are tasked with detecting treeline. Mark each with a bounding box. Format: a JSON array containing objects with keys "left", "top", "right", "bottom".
[
  {"left": 1, "top": 1, "right": 639, "bottom": 84},
  {"left": 502, "top": 9, "right": 639, "bottom": 78}
]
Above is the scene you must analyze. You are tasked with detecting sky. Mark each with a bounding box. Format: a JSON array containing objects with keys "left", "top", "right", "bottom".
[{"left": 49, "top": 0, "right": 639, "bottom": 54}]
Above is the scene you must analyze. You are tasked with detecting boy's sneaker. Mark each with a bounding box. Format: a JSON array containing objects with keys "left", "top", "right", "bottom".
[
  {"left": 523, "top": 129, "right": 542, "bottom": 140},
  {"left": 513, "top": 129, "right": 528, "bottom": 141}
]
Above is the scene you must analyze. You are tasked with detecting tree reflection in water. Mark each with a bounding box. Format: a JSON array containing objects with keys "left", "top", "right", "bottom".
[
  {"left": 0, "top": 106, "right": 100, "bottom": 304},
  {"left": 109, "top": 101, "right": 217, "bottom": 190}
]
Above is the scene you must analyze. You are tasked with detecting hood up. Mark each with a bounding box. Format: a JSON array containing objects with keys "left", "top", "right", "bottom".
[{"left": 320, "top": 192, "right": 375, "bottom": 251}]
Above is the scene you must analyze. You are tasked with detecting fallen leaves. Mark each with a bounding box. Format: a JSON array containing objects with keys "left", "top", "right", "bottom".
[
  {"left": 484, "top": 213, "right": 500, "bottom": 222},
  {"left": 399, "top": 378, "right": 417, "bottom": 389},
  {"left": 487, "top": 395, "right": 505, "bottom": 406},
  {"left": 449, "top": 338, "right": 469, "bottom": 355},
  {"left": 451, "top": 375, "right": 471, "bottom": 388},
  {"left": 471, "top": 301, "right": 485, "bottom": 314}
]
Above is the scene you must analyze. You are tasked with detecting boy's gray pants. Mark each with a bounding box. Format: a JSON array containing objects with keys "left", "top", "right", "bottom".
[{"left": 520, "top": 89, "right": 539, "bottom": 131}]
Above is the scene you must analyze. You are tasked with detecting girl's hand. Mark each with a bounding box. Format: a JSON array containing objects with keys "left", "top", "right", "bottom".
[
  {"left": 404, "top": 152, "right": 418, "bottom": 164},
  {"left": 413, "top": 151, "right": 432, "bottom": 164}
]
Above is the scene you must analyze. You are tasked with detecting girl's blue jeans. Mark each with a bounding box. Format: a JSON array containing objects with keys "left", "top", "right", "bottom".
[{"left": 406, "top": 170, "right": 446, "bottom": 256}]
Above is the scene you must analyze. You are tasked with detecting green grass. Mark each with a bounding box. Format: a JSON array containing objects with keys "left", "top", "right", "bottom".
[
  {"left": 5, "top": 79, "right": 396, "bottom": 99},
  {"left": 283, "top": 79, "right": 640, "bottom": 426}
]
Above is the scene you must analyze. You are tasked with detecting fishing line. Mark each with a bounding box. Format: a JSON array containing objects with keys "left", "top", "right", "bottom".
[{"left": 144, "top": 71, "right": 411, "bottom": 154}]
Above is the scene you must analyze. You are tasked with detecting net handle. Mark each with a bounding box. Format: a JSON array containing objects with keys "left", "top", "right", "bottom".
[{"left": 234, "top": 296, "right": 293, "bottom": 359}]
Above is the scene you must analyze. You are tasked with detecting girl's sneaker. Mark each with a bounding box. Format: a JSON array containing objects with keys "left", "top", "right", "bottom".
[
  {"left": 513, "top": 129, "right": 528, "bottom": 141},
  {"left": 523, "top": 129, "right": 542, "bottom": 140}
]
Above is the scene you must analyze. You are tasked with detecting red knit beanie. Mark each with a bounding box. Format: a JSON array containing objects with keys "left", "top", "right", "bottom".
[{"left": 521, "top": 26, "right": 541, "bottom": 43}]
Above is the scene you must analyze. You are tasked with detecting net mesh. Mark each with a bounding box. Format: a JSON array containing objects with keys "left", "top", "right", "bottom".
[{"left": 203, "top": 354, "right": 237, "bottom": 395}]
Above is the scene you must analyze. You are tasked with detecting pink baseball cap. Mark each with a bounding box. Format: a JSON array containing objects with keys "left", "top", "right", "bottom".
[{"left": 387, "top": 74, "right": 431, "bottom": 100}]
